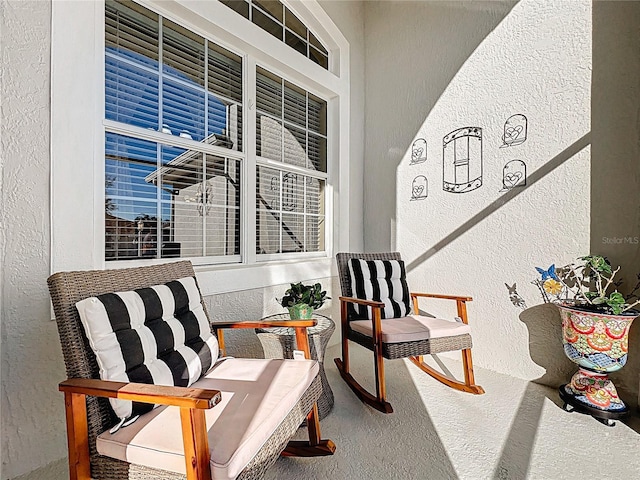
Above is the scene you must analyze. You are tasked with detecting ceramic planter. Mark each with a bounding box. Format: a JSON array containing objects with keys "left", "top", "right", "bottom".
[
  {"left": 288, "top": 303, "right": 314, "bottom": 320},
  {"left": 558, "top": 303, "right": 637, "bottom": 424}
]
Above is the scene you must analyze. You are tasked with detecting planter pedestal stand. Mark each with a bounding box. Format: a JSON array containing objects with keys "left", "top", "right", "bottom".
[
  {"left": 558, "top": 304, "right": 636, "bottom": 427},
  {"left": 559, "top": 369, "right": 629, "bottom": 427}
]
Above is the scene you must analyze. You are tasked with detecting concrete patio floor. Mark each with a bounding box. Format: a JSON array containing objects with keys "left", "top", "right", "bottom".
[
  {"left": 15, "top": 341, "right": 640, "bottom": 480},
  {"left": 266, "top": 343, "right": 640, "bottom": 480}
]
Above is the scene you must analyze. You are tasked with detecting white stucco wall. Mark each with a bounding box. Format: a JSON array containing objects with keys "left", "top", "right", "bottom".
[
  {"left": 590, "top": 0, "right": 640, "bottom": 406},
  {"left": 364, "top": 0, "right": 640, "bottom": 407},
  {"left": 0, "top": 0, "right": 364, "bottom": 478},
  {"left": 1, "top": 1, "right": 68, "bottom": 478},
  {"left": 364, "top": 0, "right": 593, "bottom": 382}
]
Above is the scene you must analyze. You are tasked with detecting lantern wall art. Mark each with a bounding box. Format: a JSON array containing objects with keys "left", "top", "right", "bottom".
[
  {"left": 410, "top": 175, "right": 428, "bottom": 201},
  {"left": 501, "top": 159, "right": 527, "bottom": 191},
  {"left": 501, "top": 114, "right": 528, "bottom": 147},
  {"left": 443, "top": 127, "right": 483, "bottom": 194},
  {"left": 410, "top": 138, "right": 427, "bottom": 165}
]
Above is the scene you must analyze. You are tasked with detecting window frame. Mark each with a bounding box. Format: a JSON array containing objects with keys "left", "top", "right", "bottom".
[{"left": 51, "top": 0, "right": 350, "bottom": 295}]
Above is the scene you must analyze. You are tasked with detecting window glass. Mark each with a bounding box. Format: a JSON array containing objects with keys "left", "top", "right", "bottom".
[
  {"left": 284, "top": 7, "right": 306, "bottom": 39},
  {"left": 308, "top": 47, "right": 328, "bottom": 69},
  {"left": 257, "top": 67, "right": 327, "bottom": 172},
  {"left": 253, "top": 0, "right": 283, "bottom": 22},
  {"left": 252, "top": 6, "right": 283, "bottom": 40},
  {"left": 255, "top": 169, "right": 325, "bottom": 254},
  {"left": 104, "top": 0, "right": 328, "bottom": 263},
  {"left": 220, "top": 0, "right": 249, "bottom": 19},
  {"left": 105, "top": 133, "right": 240, "bottom": 261},
  {"left": 285, "top": 30, "right": 307, "bottom": 56},
  {"left": 105, "top": 0, "right": 243, "bottom": 262},
  {"left": 219, "top": 0, "right": 329, "bottom": 69}
]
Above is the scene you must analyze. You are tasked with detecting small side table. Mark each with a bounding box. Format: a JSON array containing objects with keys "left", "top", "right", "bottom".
[{"left": 256, "top": 313, "right": 335, "bottom": 420}]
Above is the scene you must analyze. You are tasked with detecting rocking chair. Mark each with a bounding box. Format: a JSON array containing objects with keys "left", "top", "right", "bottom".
[
  {"left": 334, "top": 252, "right": 484, "bottom": 413},
  {"left": 48, "top": 260, "right": 335, "bottom": 480}
]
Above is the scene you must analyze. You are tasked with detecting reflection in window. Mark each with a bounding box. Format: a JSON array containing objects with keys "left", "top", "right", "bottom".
[
  {"left": 256, "top": 67, "right": 327, "bottom": 171},
  {"left": 105, "top": 0, "right": 244, "bottom": 262},
  {"left": 256, "top": 167, "right": 324, "bottom": 254},
  {"left": 219, "top": 0, "right": 329, "bottom": 69},
  {"left": 105, "top": 133, "right": 240, "bottom": 261},
  {"left": 255, "top": 66, "right": 326, "bottom": 256},
  {"left": 105, "top": 0, "right": 243, "bottom": 150}
]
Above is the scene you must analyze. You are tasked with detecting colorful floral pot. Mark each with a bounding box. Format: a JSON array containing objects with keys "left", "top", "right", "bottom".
[
  {"left": 558, "top": 304, "right": 637, "bottom": 415},
  {"left": 288, "top": 304, "right": 314, "bottom": 320}
]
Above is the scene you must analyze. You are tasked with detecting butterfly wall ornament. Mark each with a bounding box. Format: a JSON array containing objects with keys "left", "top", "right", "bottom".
[{"left": 536, "top": 264, "right": 558, "bottom": 281}]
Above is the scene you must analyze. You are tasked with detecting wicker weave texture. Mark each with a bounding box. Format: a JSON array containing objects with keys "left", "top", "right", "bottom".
[
  {"left": 47, "top": 261, "right": 321, "bottom": 480},
  {"left": 348, "top": 330, "right": 472, "bottom": 360},
  {"left": 336, "top": 252, "right": 473, "bottom": 357}
]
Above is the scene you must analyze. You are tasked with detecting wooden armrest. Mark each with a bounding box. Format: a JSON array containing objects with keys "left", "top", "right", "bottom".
[
  {"left": 212, "top": 320, "right": 317, "bottom": 330},
  {"left": 59, "top": 378, "right": 221, "bottom": 409},
  {"left": 212, "top": 320, "right": 317, "bottom": 361},
  {"left": 339, "top": 296, "right": 385, "bottom": 308},
  {"left": 410, "top": 292, "right": 473, "bottom": 302}
]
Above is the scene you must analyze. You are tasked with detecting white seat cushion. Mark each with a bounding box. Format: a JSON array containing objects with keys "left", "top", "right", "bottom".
[
  {"left": 97, "top": 358, "right": 319, "bottom": 480},
  {"left": 350, "top": 315, "right": 471, "bottom": 344}
]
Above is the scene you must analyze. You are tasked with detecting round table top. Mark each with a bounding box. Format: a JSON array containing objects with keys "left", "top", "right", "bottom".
[{"left": 257, "top": 313, "right": 334, "bottom": 336}]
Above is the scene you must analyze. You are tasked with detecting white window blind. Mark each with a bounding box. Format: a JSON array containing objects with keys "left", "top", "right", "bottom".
[
  {"left": 105, "top": 0, "right": 243, "bottom": 262},
  {"left": 255, "top": 67, "right": 327, "bottom": 255}
]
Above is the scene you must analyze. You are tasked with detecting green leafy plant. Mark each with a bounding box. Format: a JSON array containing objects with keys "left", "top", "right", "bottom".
[
  {"left": 535, "top": 255, "right": 640, "bottom": 315},
  {"left": 278, "top": 282, "right": 329, "bottom": 310}
]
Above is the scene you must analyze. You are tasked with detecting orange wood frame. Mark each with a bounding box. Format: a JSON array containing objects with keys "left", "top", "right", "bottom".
[
  {"left": 60, "top": 320, "right": 335, "bottom": 480},
  {"left": 334, "top": 293, "right": 484, "bottom": 414}
]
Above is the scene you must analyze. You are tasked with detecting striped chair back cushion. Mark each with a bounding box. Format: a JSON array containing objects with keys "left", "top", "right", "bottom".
[
  {"left": 348, "top": 259, "right": 411, "bottom": 320},
  {"left": 75, "top": 276, "right": 218, "bottom": 421}
]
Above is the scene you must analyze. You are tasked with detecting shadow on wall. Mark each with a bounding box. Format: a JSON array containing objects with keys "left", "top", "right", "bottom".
[
  {"left": 405, "top": 133, "right": 591, "bottom": 273},
  {"left": 363, "top": 0, "right": 518, "bottom": 250},
  {"left": 591, "top": 0, "right": 640, "bottom": 411},
  {"left": 518, "top": 303, "right": 575, "bottom": 387}
]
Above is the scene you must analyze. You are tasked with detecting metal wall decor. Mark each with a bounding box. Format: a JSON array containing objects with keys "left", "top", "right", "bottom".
[
  {"left": 501, "top": 160, "right": 527, "bottom": 191},
  {"left": 443, "top": 127, "right": 483, "bottom": 193},
  {"left": 410, "top": 138, "right": 427, "bottom": 165},
  {"left": 501, "top": 114, "right": 527, "bottom": 147},
  {"left": 411, "top": 175, "right": 428, "bottom": 201}
]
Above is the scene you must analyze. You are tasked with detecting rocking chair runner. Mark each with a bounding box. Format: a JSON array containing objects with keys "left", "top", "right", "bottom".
[
  {"left": 48, "top": 260, "right": 335, "bottom": 480},
  {"left": 334, "top": 252, "right": 484, "bottom": 414}
]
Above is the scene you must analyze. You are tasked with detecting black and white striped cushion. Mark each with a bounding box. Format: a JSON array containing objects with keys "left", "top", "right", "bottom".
[
  {"left": 348, "top": 259, "right": 411, "bottom": 319},
  {"left": 75, "top": 276, "right": 218, "bottom": 421}
]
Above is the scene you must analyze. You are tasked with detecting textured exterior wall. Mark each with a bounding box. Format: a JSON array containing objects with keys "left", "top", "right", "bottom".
[
  {"left": 0, "top": 0, "right": 362, "bottom": 478},
  {"left": 1, "top": 1, "right": 68, "bottom": 478},
  {"left": 591, "top": 0, "right": 640, "bottom": 406},
  {"left": 364, "top": 0, "right": 594, "bottom": 386},
  {"left": 319, "top": 0, "right": 365, "bottom": 253}
]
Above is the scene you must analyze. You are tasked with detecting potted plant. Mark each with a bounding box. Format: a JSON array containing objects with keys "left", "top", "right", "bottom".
[
  {"left": 533, "top": 255, "right": 640, "bottom": 425},
  {"left": 278, "top": 282, "right": 329, "bottom": 320}
]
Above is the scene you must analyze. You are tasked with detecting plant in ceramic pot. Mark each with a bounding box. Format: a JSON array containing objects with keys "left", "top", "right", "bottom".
[
  {"left": 278, "top": 282, "right": 329, "bottom": 320},
  {"left": 533, "top": 255, "right": 640, "bottom": 425}
]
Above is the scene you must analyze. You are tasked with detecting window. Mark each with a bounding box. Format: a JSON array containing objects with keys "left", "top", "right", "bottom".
[
  {"left": 255, "top": 67, "right": 326, "bottom": 255},
  {"left": 104, "top": 0, "right": 327, "bottom": 264},
  {"left": 219, "top": 0, "right": 329, "bottom": 69}
]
